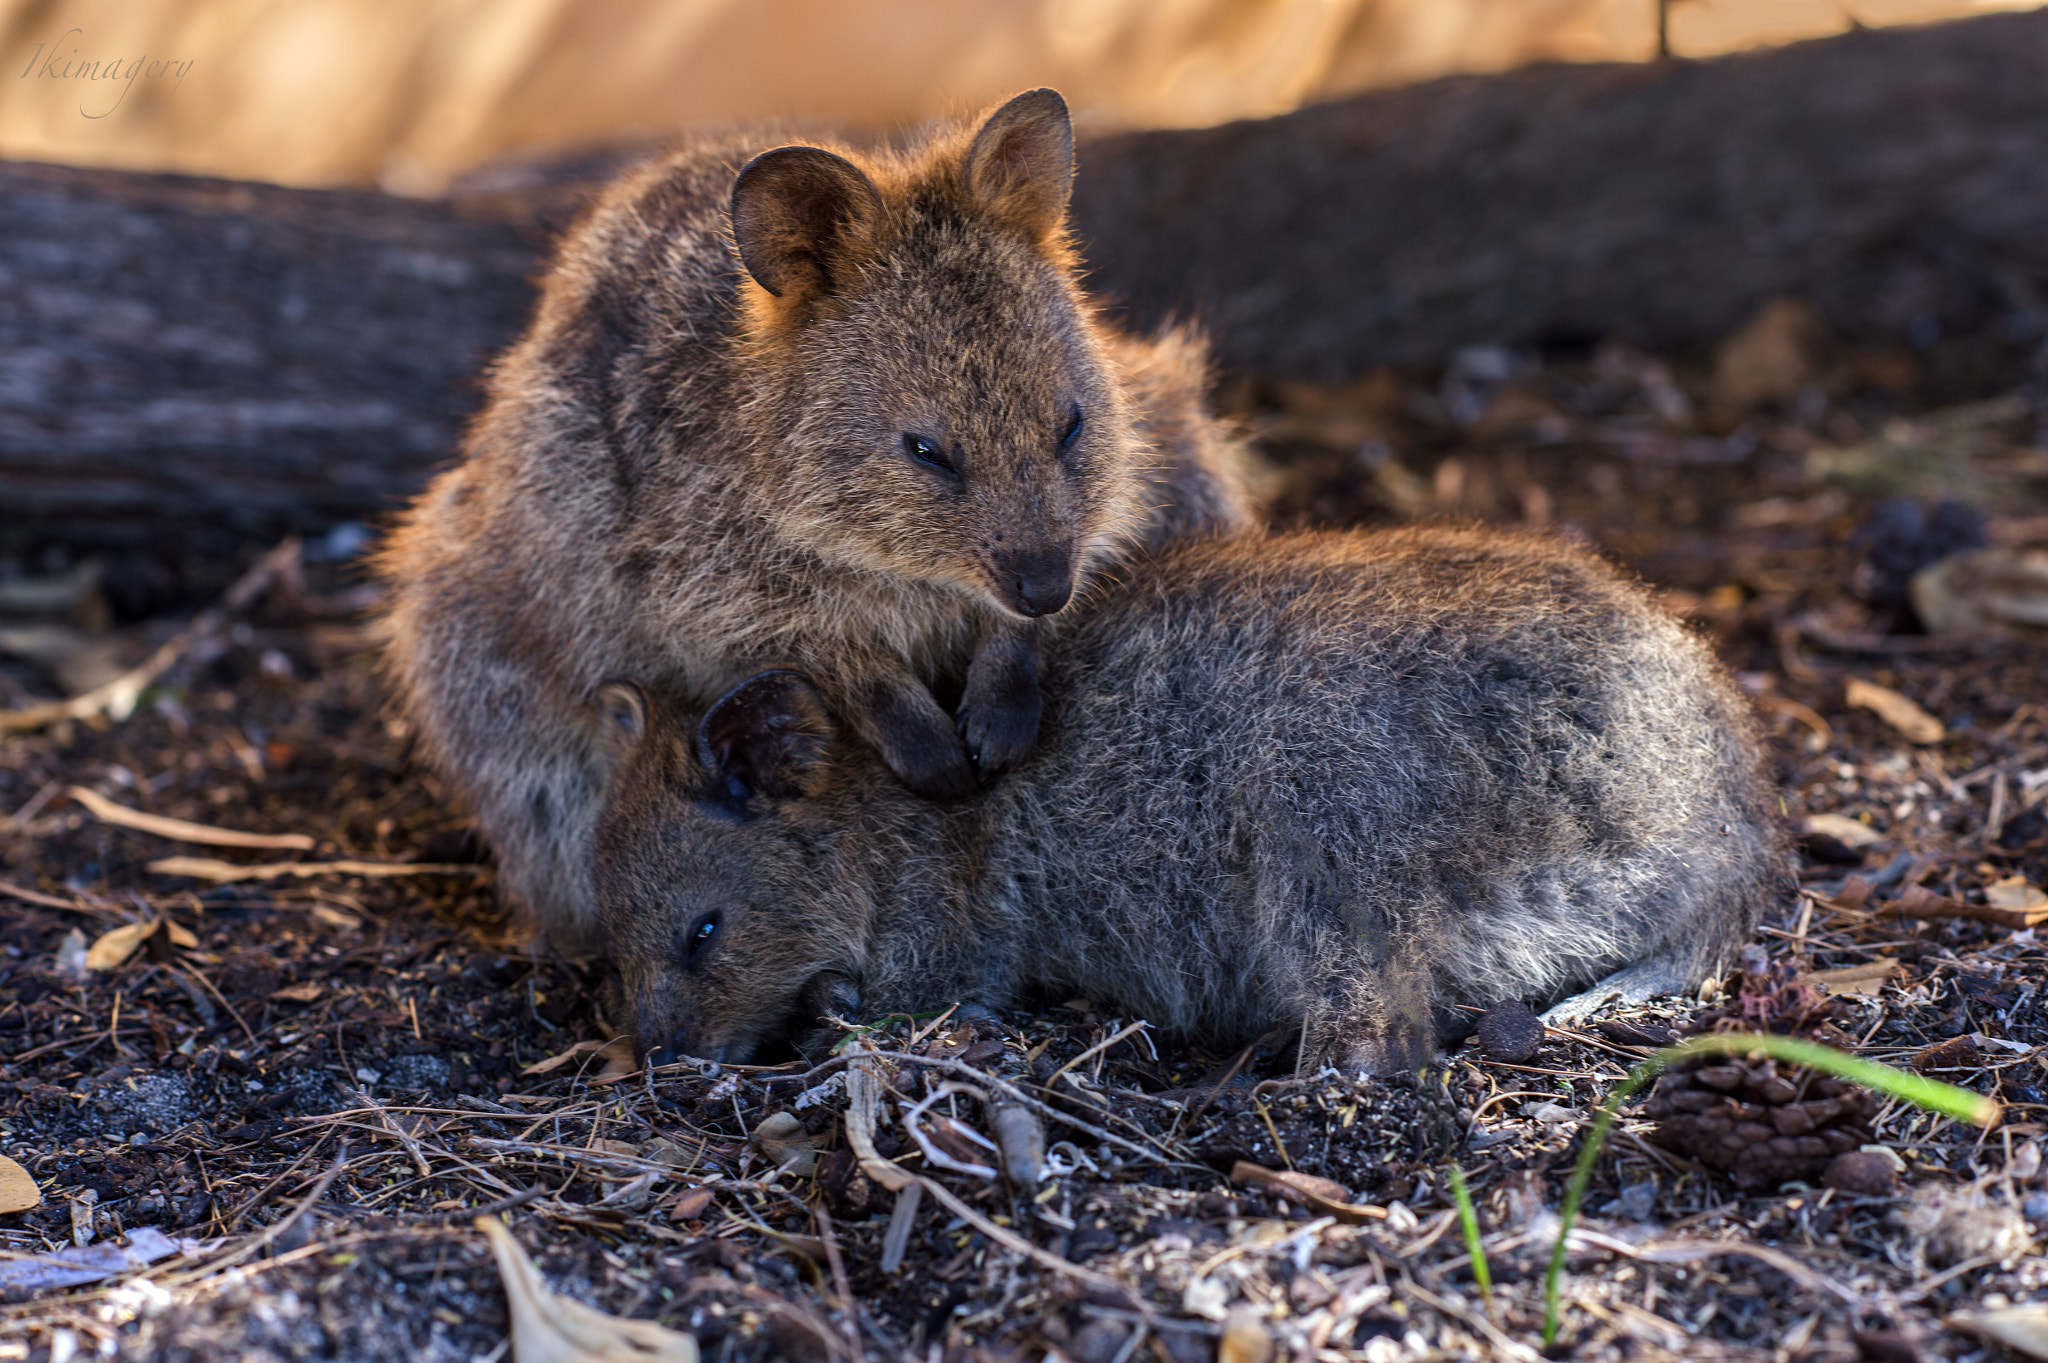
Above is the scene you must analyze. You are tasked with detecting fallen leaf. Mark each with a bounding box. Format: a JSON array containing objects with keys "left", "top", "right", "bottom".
[
  {"left": 1230, "top": 1161, "right": 1387, "bottom": 1222},
  {"left": 274, "top": 981, "right": 324, "bottom": 1003},
  {"left": 1954, "top": 1306, "right": 2048, "bottom": 1360},
  {"left": 1987, "top": 877, "right": 2048, "bottom": 912},
  {"left": 1712, "top": 297, "right": 1818, "bottom": 410},
  {"left": 148, "top": 856, "right": 483, "bottom": 884},
  {"left": 85, "top": 921, "right": 154, "bottom": 971},
  {"left": 53, "top": 927, "right": 89, "bottom": 980},
  {"left": 85, "top": 918, "right": 198, "bottom": 971},
  {"left": 522, "top": 1040, "right": 608, "bottom": 1076},
  {"left": 68, "top": 785, "right": 314, "bottom": 850},
  {"left": 0, "top": 1227, "right": 212, "bottom": 1293},
  {"left": 0, "top": 1155, "right": 41, "bottom": 1214},
  {"left": 668, "top": 1187, "right": 715, "bottom": 1221},
  {"left": 1910, "top": 546, "right": 2048, "bottom": 637},
  {"left": 478, "top": 1215, "right": 698, "bottom": 1363},
  {"left": 1805, "top": 814, "right": 1881, "bottom": 848},
  {"left": 1844, "top": 677, "right": 1945, "bottom": 745},
  {"left": 1877, "top": 885, "right": 2048, "bottom": 930},
  {"left": 1219, "top": 1306, "right": 1276, "bottom": 1363},
  {"left": 591, "top": 1037, "right": 639, "bottom": 1086},
  {"left": 754, "top": 1112, "right": 820, "bottom": 1177}
]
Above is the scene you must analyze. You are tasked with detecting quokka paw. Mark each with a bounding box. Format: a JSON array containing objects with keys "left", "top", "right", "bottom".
[
  {"left": 886, "top": 733, "right": 978, "bottom": 802},
  {"left": 957, "top": 691, "right": 1042, "bottom": 780}
]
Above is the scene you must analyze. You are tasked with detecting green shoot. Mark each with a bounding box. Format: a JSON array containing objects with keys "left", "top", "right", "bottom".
[{"left": 1448, "top": 1163, "right": 1492, "bottom": 1301}]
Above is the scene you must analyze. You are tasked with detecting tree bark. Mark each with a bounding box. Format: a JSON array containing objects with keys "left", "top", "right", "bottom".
[
  {"left": 1073, "top": 9, "right": 2048, "bottom": 379},
  {"left": 8, "top": 9, "right": 2048, "bottom": 553}
]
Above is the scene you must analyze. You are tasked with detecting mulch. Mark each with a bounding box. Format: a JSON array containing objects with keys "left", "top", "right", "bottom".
[{"left": 2, "top": 324, "right": 2045, "bottom": 1362}]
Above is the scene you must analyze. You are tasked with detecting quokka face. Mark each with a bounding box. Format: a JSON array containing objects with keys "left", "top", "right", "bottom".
[
  {"left": 590, "top": 675, "right": 864, "bottom": 1065},
  {"left": 732, "top": 88, "right": 1140, "bottom": 620}
]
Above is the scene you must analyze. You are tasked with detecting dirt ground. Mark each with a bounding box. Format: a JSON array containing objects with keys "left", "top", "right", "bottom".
[{"left": 2, "top": 305, "right": 2047, "bottom": 1361}]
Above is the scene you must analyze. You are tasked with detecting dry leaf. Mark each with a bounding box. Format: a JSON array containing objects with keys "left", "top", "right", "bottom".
[
  {"left": 1712, "top": 297, "right": 1818, "bottom": 410},
  {"left": 1219, "top": 1307, "right": 1276, "bottom": 1363},
  {"left": 1230, "top": 1161, "right": 1387, "bottom": 1222},
  {"left": 668, "top": 1187, "right": 715, "bottom": 1221},
  {"left": 591, "top": 1037, "right": 640, "bottom": 1085},
  {"left": 0, "top": 1227, "right": 211, "bottom": 1293},
  {"left": 478, "top": 1215, "right": 698, "bottom": 1363},
  {"left": 754, "top": 1112, "right": 820, "bottom": 1176},
  {"left": 1844, "top": 677, "right": 1945, "bottom": 744},
  {"left": 1910, "top": 546, "right": 2048, "bottom": 637},
  {"left": 148, "top": 856, "right": 483, "bottom": 884},
  {"left": 1987, "top": 877, "right": 2048, "bottom": 912},
  {"left": 68, "top": 785, "right": 314, "bottom": 850},
  {"left": 1955, "top": 1306, "right": 2048, "bottom": 1360},
  {"left": 0, "top": 1155, "right": 41, "bottom": 1214},
  {"left": 86, "top": 921, "right": 154, "bottom": 971},
  {"left": 84, "top": 918, "right": 198, "bottom": 971},
  {"left": 1878, "top": 885, "right": 2048, "bottom": 930},
  {"left": 274, "top": 982, "right": 324, "bottom": 1003},
  {"left": 1805, "top": 814, "right": 1881, "bottom": 848},
  {"left": 522, "top": 1040, "right": 608, "bottom": 1075}
]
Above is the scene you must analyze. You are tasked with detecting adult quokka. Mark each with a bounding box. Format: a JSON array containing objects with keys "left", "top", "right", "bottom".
[
  {"left": 378, "top": 90, "right": 1254, "bottom": 948},
  {"left": 592, "top": 527, "right": 1785, "bottom": 1072}
]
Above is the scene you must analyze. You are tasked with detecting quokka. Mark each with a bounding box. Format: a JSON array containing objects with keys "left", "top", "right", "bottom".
[
  {"left": 592, "top": 526, "right": 1785, "bottom": 1071},
  {"left": 377, "top": 89, "right": 1254, "bottom": 947}
]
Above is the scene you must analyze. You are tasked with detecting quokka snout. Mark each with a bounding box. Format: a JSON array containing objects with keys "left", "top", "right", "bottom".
[
  {"left": 376, "top": 87, "right": 1254, "bottom": 949},
  {"left": 592, "top": 527, "right": 1786, "bottom": 1072}
]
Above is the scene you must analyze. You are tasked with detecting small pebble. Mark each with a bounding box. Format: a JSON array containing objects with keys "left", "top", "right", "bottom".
[
  {"left": 1823, "top": 1148, "right": 1900, "bottom": 1197},
  {"left": 1476, "top": 999, "right": 1544, "bottom": 1062}
]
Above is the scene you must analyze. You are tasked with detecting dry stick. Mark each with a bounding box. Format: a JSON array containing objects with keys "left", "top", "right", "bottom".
[
  {"left": 175, "top": 963, "right": 258, "bottom": 1044},
  {"left": 811, "top": 1201, "right": 864, "bottom": 1363},
  {"left": 860, "top": 1049, "right": 1197, "bottom": 1171},
  {"left": 350, "top": 1087, "right": 434, "bottom": 1180},
  {"left": 878, "top": 1185, "right": 921, "bottom": 1273},
  {"left": 0, "top": 539, "right": 301, "bottom": 737},
  {"left": 1042, "top": 1019, "right": 1151, "bottom": 1088},
  {"left": 193, "top": 1141, "right": 350, "bottom": 1279},
  {"left": 66, "top": 786, "right": 314, "bottom": 851}
]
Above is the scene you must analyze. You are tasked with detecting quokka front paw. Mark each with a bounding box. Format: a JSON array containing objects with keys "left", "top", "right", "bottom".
[
  {"left": 957, "top": 685, "right": 1042, "bottom": 780},
  {"left": 866, "top": 675, "right": 979, "bottom": 801}
]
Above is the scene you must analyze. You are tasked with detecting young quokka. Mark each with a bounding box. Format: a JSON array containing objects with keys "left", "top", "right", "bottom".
[
  {"left": 592, "top": 527, "right": 1787, "bottom": 1072},
  {"left": 377, "top": 89, "right": 1255, "bottom": 948}
]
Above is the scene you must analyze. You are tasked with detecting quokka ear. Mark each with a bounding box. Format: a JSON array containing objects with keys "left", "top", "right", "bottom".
[
  {"left": 594, "top": 681, "right": 649, "bottom": 756},
  {"left": 730, "top": 146, "right": 884, "bottom": 301},
  {"left": 964, "top": 87, "right": 1074, "bottom": 241},
  {"left": 696, "top": 670, "right": 836, "bottom": 803}
]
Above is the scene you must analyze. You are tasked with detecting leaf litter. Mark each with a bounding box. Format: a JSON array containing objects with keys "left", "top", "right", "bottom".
[{"left": 1, "top": 319, "right": 2047, "bottom": 1360}]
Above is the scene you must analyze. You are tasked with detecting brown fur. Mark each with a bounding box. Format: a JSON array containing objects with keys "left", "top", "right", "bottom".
[
  {"left": 376, "top": 90, "right": 1254, "bottom": 949},
  {"left": 593, "top": 526, "right": 1787, "bottom": 1072}
]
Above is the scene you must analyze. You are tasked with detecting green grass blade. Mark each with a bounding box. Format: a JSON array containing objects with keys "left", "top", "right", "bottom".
[{"left": 1448, "top": 1163, "right": 1492, "bottom": 1300}]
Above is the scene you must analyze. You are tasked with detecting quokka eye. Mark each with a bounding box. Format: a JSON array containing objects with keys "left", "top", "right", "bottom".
[
  {"left": 902, "top": 432, "right": 958, "bottom": 477},
  {"left": 1058, "top": 406, "right": 1084, "bottom": 456},
  {"left": 684, "top": 910, "right": 721, "bottom": 965}
]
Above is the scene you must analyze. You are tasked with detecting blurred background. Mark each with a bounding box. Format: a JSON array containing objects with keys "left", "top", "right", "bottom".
[{"left": 1, "top": 0, "right": 2037, "bottom": 192}]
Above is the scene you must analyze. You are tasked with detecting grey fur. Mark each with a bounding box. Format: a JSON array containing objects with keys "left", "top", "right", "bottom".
[{"left": 594, "top": 526, "right": 1785, "bottom": 1071}]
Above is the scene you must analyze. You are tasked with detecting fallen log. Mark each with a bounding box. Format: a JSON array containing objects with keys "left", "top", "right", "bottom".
[{"left": 7, "top": 9, "right": 2048, "bottom": 555}]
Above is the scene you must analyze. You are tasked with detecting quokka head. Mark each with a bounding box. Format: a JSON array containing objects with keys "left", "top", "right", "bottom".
[
  {"left": 592, "top": 673, "right": 877, "bottom": 1066},
  {"left": 730, "top": 88, "right": 1138, "bottom": 621}
]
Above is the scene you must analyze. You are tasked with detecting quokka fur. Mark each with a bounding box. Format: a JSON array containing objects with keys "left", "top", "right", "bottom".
[
  {"left": 376, "top": 89, "right": 1254, "bottom": 948},
  {"left": 592, "top": 526, "right": 1787, "bottom": 1071}
]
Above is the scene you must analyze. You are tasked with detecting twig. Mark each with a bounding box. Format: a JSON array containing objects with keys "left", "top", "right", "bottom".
[
  {"left": 0, "top": 539, "right": 300, "bottom": 737},
  {"left": 67, "top": 786, "right": 314, "bottom": 851},
  {"left": 147, "top": 855, "right": 485, "bottom": 884},
  {"left": 1043, "top": 1019, "right": 1150, "bottom": 1088},
  {"left": 812, "top": 1201, "right": 863, "bottom": 1363}
]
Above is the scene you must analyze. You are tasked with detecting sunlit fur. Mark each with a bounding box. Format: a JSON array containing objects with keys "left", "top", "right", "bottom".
[
  {"left": 595, "top": 527, "right": 1786, "bottom": 1070},
  {"left": 376, "top": 99, "right": 1255, "bottom": 949}
]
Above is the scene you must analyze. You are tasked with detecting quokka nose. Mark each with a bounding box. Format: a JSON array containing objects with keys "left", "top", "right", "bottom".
[{"left": 1004, "top": 549, "right": 1074, "bottom": 617}]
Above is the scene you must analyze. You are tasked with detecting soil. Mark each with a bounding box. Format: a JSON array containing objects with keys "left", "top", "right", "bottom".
[{"left": 2, "top": 318, "right": 2046, "bottom": 1362}]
